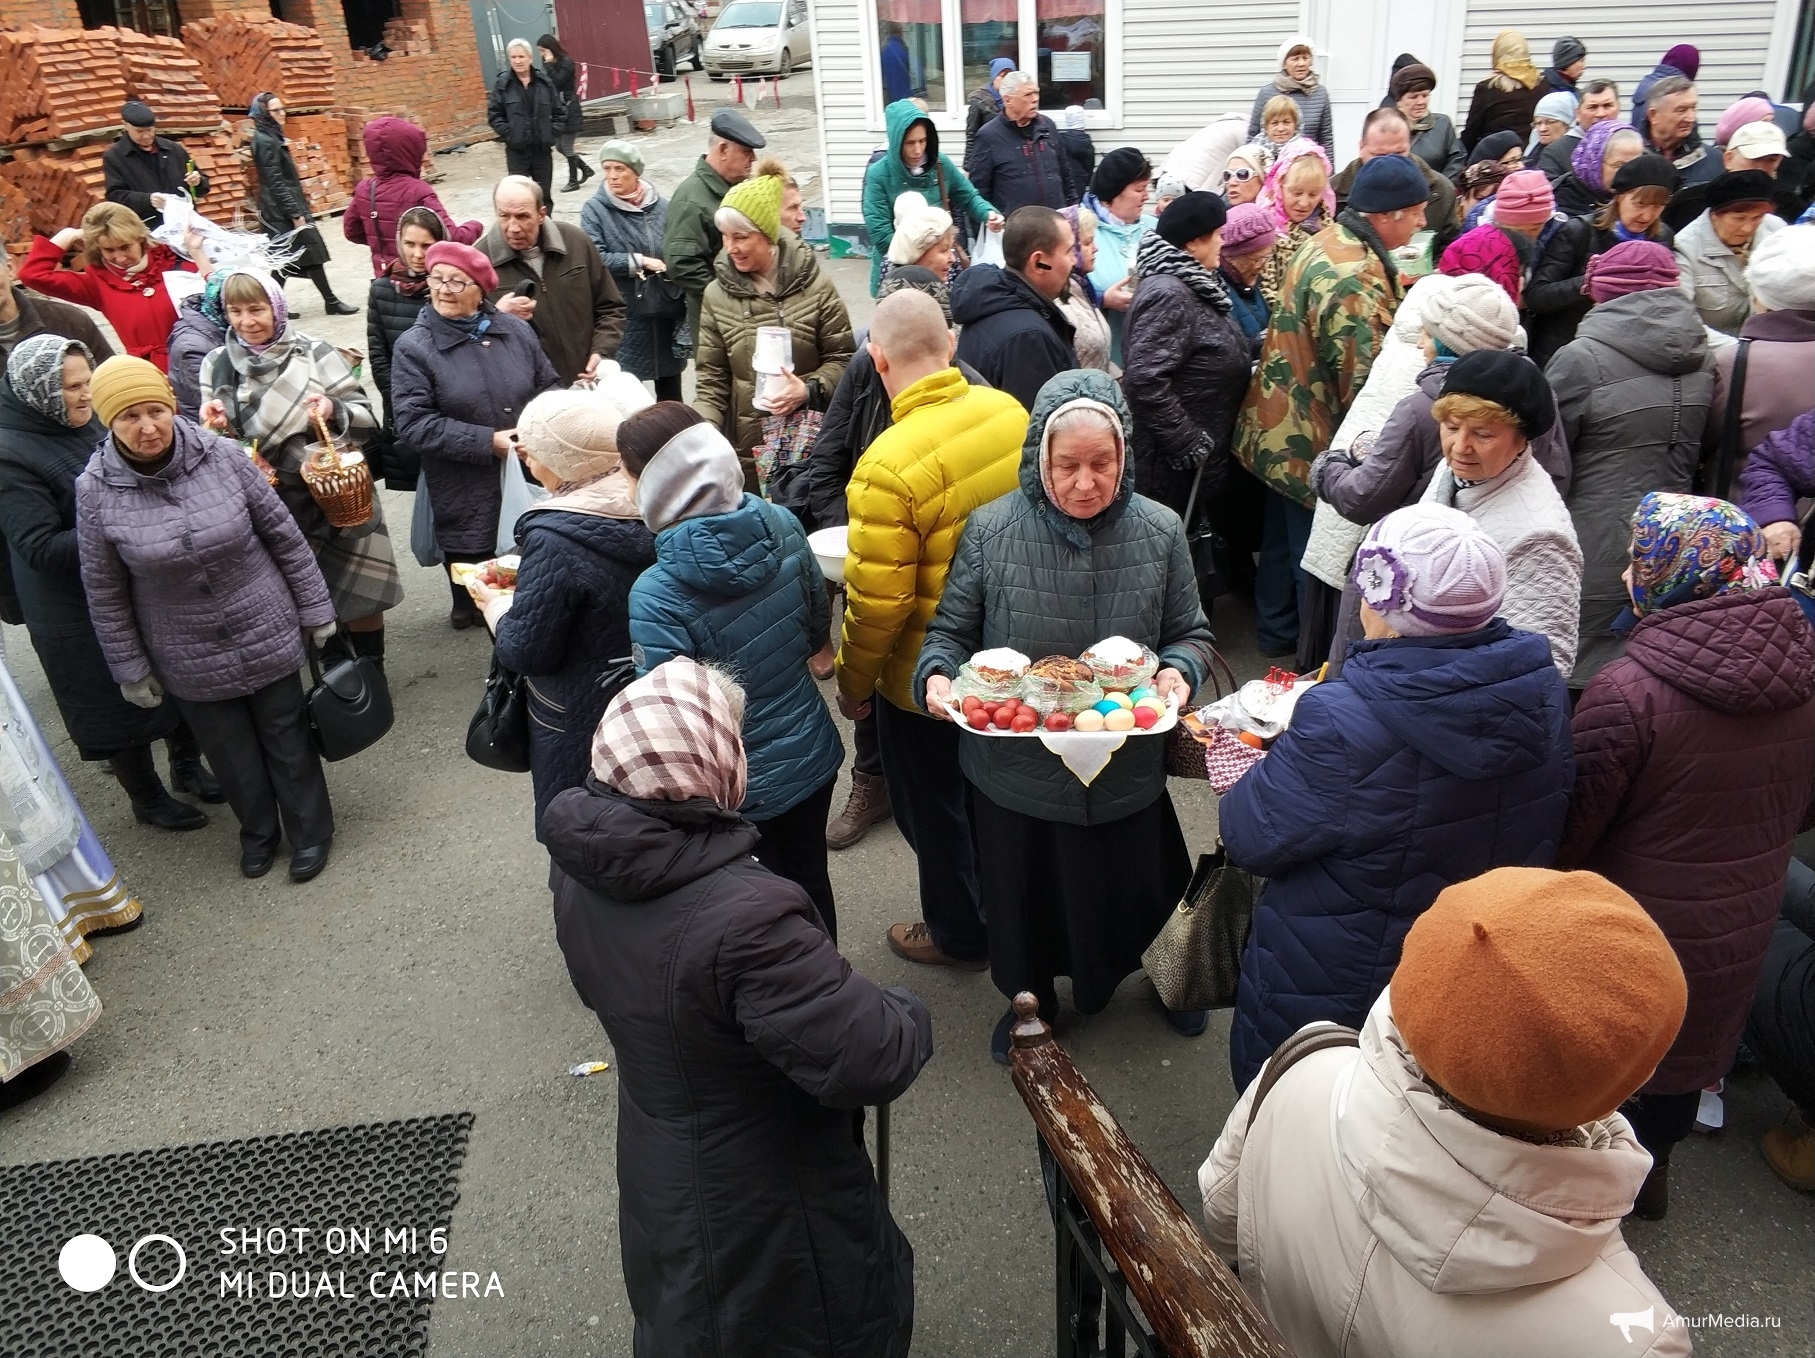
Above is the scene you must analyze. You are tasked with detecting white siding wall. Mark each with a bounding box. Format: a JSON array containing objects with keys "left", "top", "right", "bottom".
[
  {"left": 1460, "top": 1, "right": 1785, "bottom": 119},
  {"left": 809, "top": 0, "right": 1299, "bottom": 226}
]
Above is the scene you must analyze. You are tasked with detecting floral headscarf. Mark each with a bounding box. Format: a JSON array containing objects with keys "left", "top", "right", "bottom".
[
  {"left": 5, "top": 334, "right": 94, "bottom": 427},
  {"left": 1058, "top": 205, "right": 1099, "bottom": 305},
  {"left": 1572, "top": 119, "right": 1636, "bottom": 196},
  {"left": 1625, "top": 493, "right": 1777, "bottom": 620},
  {"left": 1256, "top": 136, "right": 1334, "bottom": 232}
]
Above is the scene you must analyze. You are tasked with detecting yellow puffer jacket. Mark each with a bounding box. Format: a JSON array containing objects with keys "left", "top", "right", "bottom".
[{"left": 838, "top": 367, "right": 1026, "bottom": 711}]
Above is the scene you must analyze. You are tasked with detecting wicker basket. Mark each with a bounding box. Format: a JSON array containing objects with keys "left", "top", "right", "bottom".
[{"left": 300, "top": 441, "right": 374, "bottom": 528}]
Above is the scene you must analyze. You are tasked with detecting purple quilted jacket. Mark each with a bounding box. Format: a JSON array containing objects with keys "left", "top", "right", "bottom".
[
  {"left": 1561, "top": 588, "right": 1815, "bottom": 1094},
  {"left": 76, "top": 418, "right": 336, "bottom": 702}
]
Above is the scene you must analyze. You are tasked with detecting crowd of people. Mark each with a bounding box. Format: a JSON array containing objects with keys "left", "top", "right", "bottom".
[{"left": 2, "top": 26, "right": 1815, "bottom": 1357}]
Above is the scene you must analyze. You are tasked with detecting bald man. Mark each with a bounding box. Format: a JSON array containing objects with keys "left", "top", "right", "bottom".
[{"left": 836, "top": 289, "right": 1028, "bottom": 970}]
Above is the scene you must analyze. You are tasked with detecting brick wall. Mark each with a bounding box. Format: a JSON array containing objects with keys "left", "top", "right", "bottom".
[{"left": 0, "top": 0, "right": 83, "bottom": 28}]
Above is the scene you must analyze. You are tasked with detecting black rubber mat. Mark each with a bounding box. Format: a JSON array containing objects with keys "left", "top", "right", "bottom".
[{"left": 0, "top": 1112, "right": 475, "bottom": 1358}]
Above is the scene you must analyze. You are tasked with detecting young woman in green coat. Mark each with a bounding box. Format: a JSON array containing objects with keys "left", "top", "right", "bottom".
[{"left": 862, "top": 99, "right": 1002, "bottom": 295}]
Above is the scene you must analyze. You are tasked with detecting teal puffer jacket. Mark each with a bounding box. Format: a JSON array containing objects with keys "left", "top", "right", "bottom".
[
  {"left": 629, "top": 494, "right": 843, "bottom": 822},
  {"left": 914, "top": 369, "right": 1216, "bottom": 825}
]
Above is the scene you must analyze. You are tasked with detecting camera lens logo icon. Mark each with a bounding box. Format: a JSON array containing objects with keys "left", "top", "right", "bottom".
[{"left": 59, "top": 1233, "right": 186, "bottom": 1293}]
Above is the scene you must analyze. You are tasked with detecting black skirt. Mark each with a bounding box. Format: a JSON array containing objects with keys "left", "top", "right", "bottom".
[{"left": 974, "top": 790, "right": 1191, "bottom": 1014}]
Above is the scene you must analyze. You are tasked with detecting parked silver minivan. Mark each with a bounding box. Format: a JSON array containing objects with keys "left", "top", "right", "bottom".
[{"left": 701, "top": 0, "right": 812, "bottom": 78}]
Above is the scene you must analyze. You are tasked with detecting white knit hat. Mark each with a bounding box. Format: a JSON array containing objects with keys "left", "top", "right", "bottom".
[
  {"left": 518, "top": 388, "right": 630, "bottom": 484},
  {"left": 1748, "top": 223, "right": 1815, "bottom": 313},
  {"left": 1423, "top": 273, "right": 1520, "bottom": 354},
  {"left": 886, "top": 191, "right": 954, "bottom": 266},
  {"left": 1352, "top": 503, "right": 1507, "bottom": 637}
]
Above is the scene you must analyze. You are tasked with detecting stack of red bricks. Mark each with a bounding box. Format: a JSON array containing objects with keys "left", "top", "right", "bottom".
[
  {"left": 0, "top": 26, "right": 126, "bottom": 144},
  {"left": 282, "top": 121, "right": 350, "bottom": 217},
  {"left": 0, "top": 174, "right": 32, "bottom": 256},
  {"left": 180, "top": 15, "right": 337, "bottom": 112},
  {"left": 184, "top": 129, "right": 253, "bottom": 226},
  {"left": 107, "top": 26, "right": 225, "bottom": 131},
  {"left": 0, "top": 140, "right": 109, "bottom": 238},
  {"left": 380, "top": 19, "right": 432, "bottom": 56}
]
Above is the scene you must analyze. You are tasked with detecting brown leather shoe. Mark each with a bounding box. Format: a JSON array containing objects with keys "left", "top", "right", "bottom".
[
  {"left": 886, "top": 921, "right": 987, "bottom": 970},
  {"left": 1763, "top": 1108, "right": 1815, "bottom": 1191},
  {"left": 827, "top": 771, "right": 891, "bottom": 850}
]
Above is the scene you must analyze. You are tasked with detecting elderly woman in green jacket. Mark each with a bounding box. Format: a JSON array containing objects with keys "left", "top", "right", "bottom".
[{"left": 917, "top": 368, "right": 1218, "bottom": 1061}]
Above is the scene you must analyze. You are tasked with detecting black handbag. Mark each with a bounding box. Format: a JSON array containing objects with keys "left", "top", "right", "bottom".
[
  {"left": 465, "top": 659, "right": 531, "bottom": 773},
  {"left": 306, "top": 636, "right": 394, "bottom": 761},
  {"left": 1140, "top": 845, "right": 1256, "bottom": 1011},
  {"left": 1180, "top": 453, "right": 1224, "bottom": 606},
  {"left": 629, "top": 269, "right": 687, "bottom": 320}
]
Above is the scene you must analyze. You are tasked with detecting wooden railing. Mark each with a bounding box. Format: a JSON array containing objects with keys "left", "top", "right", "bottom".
[{"left": 1006, "top": 993, "right": 1294, "bottom": 1358}]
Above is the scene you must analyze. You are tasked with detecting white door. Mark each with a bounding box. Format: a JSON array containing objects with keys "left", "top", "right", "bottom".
[{"left": 1305, "top": 0, "right": 1466, "bottom": 163}]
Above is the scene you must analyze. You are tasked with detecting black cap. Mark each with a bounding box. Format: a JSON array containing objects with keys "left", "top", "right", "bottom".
[
  {"left": 708, "top": 107, "right": 766, "bottom": 149},
  {"left": 1089, "top": 146, "right": 1151, "bottom": 205},
  {"left": 1441, "top": 349, "right": 1556, "bottom": 439},
  {"left": 1610, "top": 153, "right": 1679, "bottom": 194},
  {"left": 1157, "top": 191, "right": 1227, "bottom": 248},
  {"left": 1705, "top": 169, "right": 1776, "bottom": 212},
  {"left": 121, "top": 101, "right": 156, "bottom": 128}
]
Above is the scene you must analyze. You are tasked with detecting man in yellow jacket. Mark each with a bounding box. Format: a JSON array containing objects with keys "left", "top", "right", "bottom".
[{"left": 837, "top": 289, "right": 1026, "bottom": 968}]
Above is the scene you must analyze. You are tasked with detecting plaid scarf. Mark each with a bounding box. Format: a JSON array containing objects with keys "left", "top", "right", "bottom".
[
  {"left": 206, "top": 326, "right": 363, "bottom": 453},
  {"left": 592, "top": 657, "right": 746, "bottom": 811},
  {"left": 1132, "top": 230, "right": 1231, "bottom": 313}
]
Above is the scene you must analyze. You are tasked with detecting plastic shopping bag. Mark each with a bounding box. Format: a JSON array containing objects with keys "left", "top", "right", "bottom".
[
  {"left": 409, "top": 486, "right": 442, "bottom": 568},
  {"left": 971, "top": 224, "right": 1005, "bottom": 269},
  {"left": 497, "top": 458, "right": 549, "bottom": 554}
]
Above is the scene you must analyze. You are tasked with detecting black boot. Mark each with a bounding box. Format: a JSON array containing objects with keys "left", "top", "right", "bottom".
[
  {"left": 111, "top": 746, "right": 208, "bottom": 831},
  {"left": 166, "top": 724, "right": 225, "bottom": 803},
  {"left": 305, "top": 263, "right": 359, "bottom": 315},
  {"left": 0, "top": 1051, "right": 71, "bottom": 1110},
  {"left": 349, "top": 627, "right": 386, "bottom": 674},
  {"left": 325, "top": 297, "right": 359, "bottom": 316},
  {"left": 562, "top": 156, "right": 584, "bottom": 192}
]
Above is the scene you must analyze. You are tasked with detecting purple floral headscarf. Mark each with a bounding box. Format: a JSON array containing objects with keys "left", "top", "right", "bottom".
[
  {"left": 1571, "top": 119, "right": 1636, "bottom": 196},
  {"left": 1626, "top": 493, "right": 1775, "bottom": 619}
]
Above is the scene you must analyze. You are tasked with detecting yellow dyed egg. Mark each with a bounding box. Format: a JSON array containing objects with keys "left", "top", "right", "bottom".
[
  {"left": 1103, "top": 707, "right": 1136, "bottom": 731},
  {"left": 1106, "top": 691, "right": 1134, "bottom": 710},
  {"left": 1135, "top": 695, "right": 1168, "bottom": 714},
  {"left": 1073, "top": 708, "right": 1106, "bottom": 732}
]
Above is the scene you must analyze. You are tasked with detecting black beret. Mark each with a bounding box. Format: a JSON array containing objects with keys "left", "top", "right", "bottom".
[
  {"left": 1610, "top": 153, "right": 1679, "bottom": 194},
  {"left": 121, "top": 101, "right": 156, "bottom": 128},
  {"left": 1441, "top": 349, "right": 1556, "bottom": 440},
  {"left": 1705, "top": 169, "right": 1776, "bottom": 212},
  {"left": 1090, "top": 146, "right": 1152, "bottom": 205},
  {"left": 1157, "top": 191, "right": 1228, "bottom": 247}
]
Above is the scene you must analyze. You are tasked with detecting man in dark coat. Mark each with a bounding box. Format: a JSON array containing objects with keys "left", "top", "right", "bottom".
[
  {"left": 486, "top": 39, "right": 559, "bottom": 206},
  {"left": 1331, "top": 108, "right": 1457, "bottom": 258},
  {"left": 664, "top": 107, "right": 766, "bottom": 347},
  {"left": 548, "top": 656, "right": 930, "bottom": 1358},
  {"left": 963, "top": 71, "right": 1079, "bottom": 214},
  {"left": 1538, "top": 36, "right": 1587, "bottom": 96},
  {"left": 102, "top": 101, "right": 207, "bottom": 228},
  {"left": 1643, "top": 75, "right": 1720, "bottom": 189},
  {"left": 1536, "top": 78, "right": 1620, "bottom": 186},
  {"left": 479, "top": 175, "right": 625, "bottom": 386},
  {"left": 951, "top": 207, "right": 1078, "bottom": 411},
  {"left": 0, "top": 248, "right": 113, "bottom": 368}
]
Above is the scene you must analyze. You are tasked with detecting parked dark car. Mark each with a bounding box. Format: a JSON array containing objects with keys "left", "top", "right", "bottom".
[{"left": 647, "top": 0, "right": 702, "bottom": 77}]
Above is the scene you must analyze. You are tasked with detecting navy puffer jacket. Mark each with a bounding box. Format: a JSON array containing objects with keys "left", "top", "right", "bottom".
[
  {"left": 1220, "top": 620, "right": 1574, "bottom": 1091},
  {"left": 628, "top": 494, "right": 843, "bottom": 822},
  {"left": 493, "top": 507, "right": 656, "bottom": 837}
]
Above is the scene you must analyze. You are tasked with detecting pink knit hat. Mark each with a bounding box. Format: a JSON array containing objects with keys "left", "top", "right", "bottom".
[
  {"left": 424, "top": 241, "right": 498, "bottom": 295},
  {"left": 1715, "top": 96, "right": 1775, "bottom": 148},
  {"left": 1584, "top": 240, "right": 1679, "bottom": 303},
  {"left": 1220, "top": 202, "right": 1280, "bottom": 258},
  {"left": 1493, "top": 170, "right": 1554, "bottom": 227}
]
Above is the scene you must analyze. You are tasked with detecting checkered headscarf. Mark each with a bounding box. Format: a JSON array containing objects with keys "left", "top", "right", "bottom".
[{"left": 591, "top": 657, "right": 746, "bottom": 811}]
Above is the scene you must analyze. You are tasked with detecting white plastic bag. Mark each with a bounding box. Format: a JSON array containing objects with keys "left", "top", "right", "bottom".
[
  {"left": 497, "top": 458, "right": 549, "bottom": 554},
  {"left": 971, "top": 224, "right": 1005, "bottom": 269}
]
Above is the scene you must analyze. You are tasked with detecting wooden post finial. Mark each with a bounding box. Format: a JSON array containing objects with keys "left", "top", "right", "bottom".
[{"left": 1010, "top": 992, "right": 1053, "bottom": 1049}]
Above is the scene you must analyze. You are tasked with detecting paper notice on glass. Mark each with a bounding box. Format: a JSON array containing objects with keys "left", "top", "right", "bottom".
[{"left": 1050, "top": 51, "right": 1094, "bottom": 83}]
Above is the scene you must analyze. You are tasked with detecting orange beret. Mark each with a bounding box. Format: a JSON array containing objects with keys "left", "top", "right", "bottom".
[{"left": 1392, "top": 868, "right": 1687, "bottom": 1131}]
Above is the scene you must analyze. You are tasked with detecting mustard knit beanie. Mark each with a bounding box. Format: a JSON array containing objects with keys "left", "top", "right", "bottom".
[
  {"left": 90, "top": 355, "right": 174, "bottom": 426},
  {"left": 720, "top": 174, "right": 784, "bottom": 241}
]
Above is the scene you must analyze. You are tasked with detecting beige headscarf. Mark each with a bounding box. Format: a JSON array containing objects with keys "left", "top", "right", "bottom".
[
  {"left": 591, "top": 657, "right": 747, "bottom": 812},
  {"left": 1490, "top": 30, "right": 1542, "bottom": 91}
]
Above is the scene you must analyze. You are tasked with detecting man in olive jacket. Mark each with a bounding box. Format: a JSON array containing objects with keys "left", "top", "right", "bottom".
[
  {"left": 479, "top": 175, "right": 624, "bottom": 385},
  {"left": 838, "top": 290, "right": 1026, "bottom": 971},
  {"left": 664, "top": 108, "right": 766, "bottom": 345}
]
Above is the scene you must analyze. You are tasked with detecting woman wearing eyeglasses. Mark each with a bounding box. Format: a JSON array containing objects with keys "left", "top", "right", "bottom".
[
  {"left": 388, "top": 241, "right": 561, "bottom": 629},
  {"left": 1219, "top": 145, "right": 1272, "bottom": 208}
]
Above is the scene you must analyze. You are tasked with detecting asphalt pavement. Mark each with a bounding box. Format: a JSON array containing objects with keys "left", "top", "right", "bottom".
[{"left": 2, "top": 72, "right": 1811, "bottom": 1357}]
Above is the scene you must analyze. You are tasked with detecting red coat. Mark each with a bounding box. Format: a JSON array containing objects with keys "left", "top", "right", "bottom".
[
  {"left": 18, "top": 235, "right": 193, "bottom": 372},
  {"left": 1561, "top": 588, "right": 1815, "bottom": 1094}
]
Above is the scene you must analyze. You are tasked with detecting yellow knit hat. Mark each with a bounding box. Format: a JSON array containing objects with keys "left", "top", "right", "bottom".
[
  {"left": 90, "top": 355, "right": 175, "bottom": 426},
  {"left": 720, "top": 174, "right": 783, "bottom": 241}
]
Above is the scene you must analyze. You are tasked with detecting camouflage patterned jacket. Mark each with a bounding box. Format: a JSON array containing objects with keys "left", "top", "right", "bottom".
[{"left": 1234, "top": 215, "right": 1402, "bottom": 508}]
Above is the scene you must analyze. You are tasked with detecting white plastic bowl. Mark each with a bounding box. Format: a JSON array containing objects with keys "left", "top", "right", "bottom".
[{"left": 808, "top": 526, "right": 848, "bottom": 585}]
